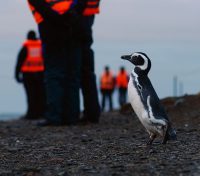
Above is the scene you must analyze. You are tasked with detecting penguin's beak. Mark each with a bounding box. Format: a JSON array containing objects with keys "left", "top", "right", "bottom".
[{"left": 121, "top": 55, "right": 131, "bottom": 61}]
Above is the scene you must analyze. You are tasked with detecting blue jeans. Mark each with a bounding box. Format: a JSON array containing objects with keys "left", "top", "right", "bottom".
[
  {"left": 81, "top": 15, "right": 101, "bottom": 121},
  {"left": 43, "top": 43, "right": 81, "bottom": 125}
]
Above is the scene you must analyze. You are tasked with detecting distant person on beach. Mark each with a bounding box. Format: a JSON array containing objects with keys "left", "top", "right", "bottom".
[
  {"left": 116, "top": 66, "right": 129, "bottom": 107},
  {"left": 15, "top": 30, "right": 46, "bottom": 120},
  {"left": 27, "top": 0, "right": 86, "bottom": 126},
  {"left": 100, "top": 66, "right": 115, "bottom": 111},
  {"left": 79, "top": 0, "right": 101, "bottom": 124}
]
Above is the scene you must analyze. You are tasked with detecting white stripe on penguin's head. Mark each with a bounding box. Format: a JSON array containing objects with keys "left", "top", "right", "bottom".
[{"left": 132, "top": 52, "right": 149, "bottom": 71}]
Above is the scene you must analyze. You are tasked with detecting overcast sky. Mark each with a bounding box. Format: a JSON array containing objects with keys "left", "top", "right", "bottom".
[
  {"left": 0, "top": 0, "right": 200, "bottom": 114},
  {"left": 1, "top": 0, "right": 200, "bottom": 41}
]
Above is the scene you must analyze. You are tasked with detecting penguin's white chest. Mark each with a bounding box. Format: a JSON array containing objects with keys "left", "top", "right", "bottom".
[
  {"left": 128, "top": 77, "right": 148, "bottom": 120},
  {"left": 128, "top": 76, "right": 167, "bottom": 136}
]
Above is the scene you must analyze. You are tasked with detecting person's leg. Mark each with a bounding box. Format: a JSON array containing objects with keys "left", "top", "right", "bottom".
[
  {"left": 124, "top": 89, "right": 127, "bottom": 104},
  {"left": 23, "top": 74, "right": 36, "bottom": 119},
  {"left": 43, "top": 43, "right": 81, "bottom": 125},
  {"left": 63, "top": 43, "right": 81, "bottom": 125},
  {"left": 108, "top": 91, "right": 113, "bottom": 111},
  {"left": 119, "top": 88, "right": 126, "bottom": 107},
  {"left": 42, "top": 45, "right": 67, "bottom": 125},
  {"left": 121, "top": 88, "right": 127, "bottom": 105},
  {"left": 118, "top": 89, "right": 123, "bottom": 107},
  {"left": 34, "top": 72, "right": 46, "bottom": 118},
  {"left": 101, "top": 91, "right": 106, "bottom": 112},
  {"left": 81, "top": 15, "right": 101, "bottom": 122}
]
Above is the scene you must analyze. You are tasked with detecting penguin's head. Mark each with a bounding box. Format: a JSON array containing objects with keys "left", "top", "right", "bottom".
[{"left": 121, "top": 52, "right": 151, "bottom": 75}]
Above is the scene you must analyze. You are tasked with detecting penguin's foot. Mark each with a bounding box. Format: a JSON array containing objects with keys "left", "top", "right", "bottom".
[
  {"left": 146, "top": 134, "right": 156, "bottom": 145},
  {"left": 162, "top": 133, "right": 169, "bottom": 144},
  {"left": 162, "top": 138, "right": 167, "bottom": 144},
  {"left": 146, "top": 139, "right": 153, "bottom": 145},
  {"left": 147, "top": 140, "right": 153, "bottom": 146}
]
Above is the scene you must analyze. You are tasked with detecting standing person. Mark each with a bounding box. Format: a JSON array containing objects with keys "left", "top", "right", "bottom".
[
  {"left": 100, "top": 66, "right": 115, "bottom": 111},
  {"left": 15, "top": 30, "right": 46, "bottom": 120},
  {"left": 27, "top": 0, "right": 85, "bottom": 126},
  {"left": 116, "top": 66, "right": 129, "bottom": 107},
  {"left": 80, "top": 0, "right": 101, "bottom": 123}
]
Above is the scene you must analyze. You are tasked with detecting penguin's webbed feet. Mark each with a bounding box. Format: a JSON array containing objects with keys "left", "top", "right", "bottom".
[
  {"left": 161, "top": 130, "right": 169, "bottom": 144},
  {"left": 146, "top": 134, "right": 156, "bottom": 145}
]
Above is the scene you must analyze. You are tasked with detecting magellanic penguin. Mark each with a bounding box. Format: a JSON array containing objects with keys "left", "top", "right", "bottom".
[{"left": 121, "top": 52, "right": 176, "bottom": 145}]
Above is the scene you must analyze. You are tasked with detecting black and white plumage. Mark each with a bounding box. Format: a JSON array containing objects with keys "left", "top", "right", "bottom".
[{"left": 121, "top": 52, "right": 176, "bottom": 145}]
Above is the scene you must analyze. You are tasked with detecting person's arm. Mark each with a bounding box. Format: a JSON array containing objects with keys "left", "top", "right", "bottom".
[
  {"left": 15, "top": 46, "right": 27, "bottom": 83},
  {"left": 75, "top": 0, "right": 88, "bottom": 14},
  {"left": 28, "top": 0, "right": 86, "bottom": 26},
  {"left": 59, "top": 0, "right": 88, "bottom": 27},
  {"left": 28, "top": 0, "right": 64, "bottom": 25}
]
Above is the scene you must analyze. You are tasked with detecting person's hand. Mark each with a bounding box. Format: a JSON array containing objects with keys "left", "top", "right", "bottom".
[
  {"left": 15, "top": 74, "right": 23, "bottom": 83},
  {"left": 61, "top": 9, "right": 81, "bottom": 27}
]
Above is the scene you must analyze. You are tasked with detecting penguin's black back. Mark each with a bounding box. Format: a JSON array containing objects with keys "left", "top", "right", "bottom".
[{"left": 133, "top": 74, "right": 169, "bottom": 121}]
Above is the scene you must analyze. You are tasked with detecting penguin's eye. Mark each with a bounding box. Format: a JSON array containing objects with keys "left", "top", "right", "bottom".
[
  {"left": 132, "top": 55, "right": 145, "bottom": 66},
  {"left": 136, "top": 56, "right": 145, "bottom": 65}
]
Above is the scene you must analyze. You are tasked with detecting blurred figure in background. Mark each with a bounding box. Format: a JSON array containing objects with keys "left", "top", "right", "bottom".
[
  {"left": 80, "top": 0, "right": 101, "bottom": 124},
  {"left": 100, "top": 66, "right": 115, "bottom": 111},
  {"left": 116, "top": 66, "right": 129, "bottom": 107},
  {"left": 15, "top": 30, "right": 46, "bottom": 120}
]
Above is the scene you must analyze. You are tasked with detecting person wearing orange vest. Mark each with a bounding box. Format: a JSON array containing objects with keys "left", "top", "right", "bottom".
[
  {"left": 79, "top": 0, "right": 101, "bottom": 123},
  {"left": 27, "top": 0, "right": 87, "bottom": 126},
  {"left": 100, "top": 66, "right": 115, "bottom": 111},
  {"left": 15, "top": 30, "right": 46, "bottom": 120},
  {"left": 116, "top": 66, "right": 129, "bottom": 107}
]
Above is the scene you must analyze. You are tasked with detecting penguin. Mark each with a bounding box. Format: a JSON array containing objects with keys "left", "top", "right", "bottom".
[{"left": 121, "top": 52, "right": 176, "bottom": 145}]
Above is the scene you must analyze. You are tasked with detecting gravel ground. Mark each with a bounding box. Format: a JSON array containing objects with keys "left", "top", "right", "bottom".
[{"left": 0, "top": 94, "right": 200, "bottom": 176}]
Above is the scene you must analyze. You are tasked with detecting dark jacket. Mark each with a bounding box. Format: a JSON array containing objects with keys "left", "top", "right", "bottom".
[{"left": 28, "top": 0, "right": 88, "bottom": 45}]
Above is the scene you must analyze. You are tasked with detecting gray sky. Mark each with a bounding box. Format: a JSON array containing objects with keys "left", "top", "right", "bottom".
[
  {"left": 0, "top": 0, "right": 200, "bottom": 114},
  {"left": 96, "top": 0, "right": 200, "bottom": 42},
  {"left": 1, "top": 0, "right": 200, "bottom": 41}
]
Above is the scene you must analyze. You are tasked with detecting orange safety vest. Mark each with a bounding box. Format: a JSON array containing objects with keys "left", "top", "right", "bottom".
[
  {"left": 28, "top": 0, "right": 74, "bottom": 24},
  {"left": 83, "top": 0, "right": 100, "bottom": 16},
  {"left": 116, "top": 71, "right": 128, "bottom": 88},
  {"left": 100, "top": 71, "right": 114, "bottom": 90},
  {"left": 21, "top": 40, "right": 44, "bottom": 73}
]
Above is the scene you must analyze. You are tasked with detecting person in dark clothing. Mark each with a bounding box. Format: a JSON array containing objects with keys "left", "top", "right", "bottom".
[
  {"left": 116, "top": 66, "right": 129, "bottom": 107},
  {"left": 100, "top": 66, "right": 115, "bottom": 112},
  {"left": 79, "top": 0, "right": 101, "bottom": 124},
  {"left": 15, "top": 30, "right": 46, "bottom": 120},
  {"left": 27, "top": 0, "right": 87, "bottom": 126}
]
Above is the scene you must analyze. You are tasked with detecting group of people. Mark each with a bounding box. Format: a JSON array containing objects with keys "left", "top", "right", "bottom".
[
  {"left": 15, "top": 0, "right": 130, "bottom": 126},
  {"left": 100, "top": 66, "right": 129, "bottom": 112},
  {"left": 15, "top": 0, "right": 101, "bottom": 126}
]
